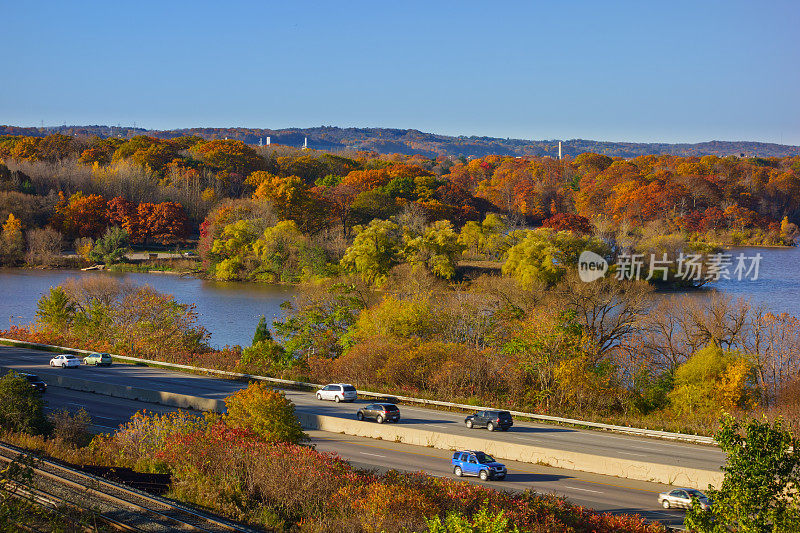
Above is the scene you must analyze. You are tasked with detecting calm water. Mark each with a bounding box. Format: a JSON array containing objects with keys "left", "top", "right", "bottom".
[
  {"left": 0, "top": 246, "right": 798, "bottom": 348},
  {"left": 0, "top": 269, "right": 294, "bottom": 348}
]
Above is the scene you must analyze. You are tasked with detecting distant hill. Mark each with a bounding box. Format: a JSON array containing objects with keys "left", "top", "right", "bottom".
[{"left": 2, "top": 124, "right": 798, "bottom": 159}]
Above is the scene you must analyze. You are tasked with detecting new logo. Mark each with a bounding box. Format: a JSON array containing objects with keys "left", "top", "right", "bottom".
[{"left": 578, "top": 250, "right": 608, "bottom": 282}]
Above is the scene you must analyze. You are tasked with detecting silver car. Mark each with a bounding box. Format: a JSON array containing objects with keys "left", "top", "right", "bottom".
[
  {"left": 316, "top": 383, "right": 358, "bottom": 403},
  {"left": 658, "top": 488, "right": 712, "bottom": 510}
]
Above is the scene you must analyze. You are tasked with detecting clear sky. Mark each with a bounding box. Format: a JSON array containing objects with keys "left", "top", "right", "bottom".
[{"left": 3, "top": 1, "right": 799, "bottom": 144}]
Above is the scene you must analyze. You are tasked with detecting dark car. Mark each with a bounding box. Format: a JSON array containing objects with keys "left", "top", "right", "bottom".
[
  {"left": 465, "top": 410, "right": 513, "bottom": 431},
  {"left": 19, "top": 373, "right": 47, "bottom": 393},
  {"left": 356, "top": 403, "right": 401, "bottom": 424},
  {"left": 451, "top": 450, "right": 506, "bottom": 480}
]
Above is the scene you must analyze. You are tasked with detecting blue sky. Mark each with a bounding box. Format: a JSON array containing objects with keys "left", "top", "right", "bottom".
[{"left": 3, "top": 1, "right": 799, "bottom": 144}]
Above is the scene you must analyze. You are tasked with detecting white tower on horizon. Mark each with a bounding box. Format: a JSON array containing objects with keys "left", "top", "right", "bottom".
[
  {"left": 303, "top": 137, "right": 308, "bottom": 149},
  {"left": 266, "top": 136, "right": 271, "bottom": 146},
  {"left": 558, "top": 141, "right": 562, "bottom": 160}
]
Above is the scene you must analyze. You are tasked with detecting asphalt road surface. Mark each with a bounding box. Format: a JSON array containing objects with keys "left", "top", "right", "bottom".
[
  {"left": 0, "top": 345, "right": 725, "bottom": 472},
  {"left": 310, "top": 430, "right": 689, "bottom": 529}
]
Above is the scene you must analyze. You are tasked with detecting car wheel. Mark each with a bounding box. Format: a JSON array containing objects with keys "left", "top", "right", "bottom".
[
  {"left": 487, "top": 422, "right": 495, "bottom": 432},
  {"left": 376, "top": 415, "right": 385, "bottom": 424},
  {"left": 61, "top": 363, "right": 66, "bottom": 368},
  {"left": 662, "top": 500, "right": 670, "bottom": 509},
  {"left": 454, "top": 466, "right": 463, "bottom": 477},
  {"left": 334, "top": 396, "right": 341, "bottom": 403},
  {"left": 465, "top": 420, "right": 473, "bottom": 429},
  {"left": 357, "top": 412, "right": 364, "bottom": 421},
  {"left": 316, "top": 393, "right": 322, "bottom": 400},
  {"left": 479, "top": 470, "right": 489, "bottom": 481}
]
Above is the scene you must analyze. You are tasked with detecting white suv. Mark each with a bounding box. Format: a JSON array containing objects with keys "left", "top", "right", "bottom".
[
  {"left": 316, "top": 383, "right": 357, "bottom": 403},
  {"left": 49, "top": 354, "right": 81, "bottom": 368}
]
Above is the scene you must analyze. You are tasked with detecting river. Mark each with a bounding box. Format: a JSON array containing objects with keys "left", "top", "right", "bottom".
[
  {"left": 0, "top": 246, "right": 798, "bottom": 348},
  {"left": 0, "top": 269, "right": 294, "bottom": 349}
]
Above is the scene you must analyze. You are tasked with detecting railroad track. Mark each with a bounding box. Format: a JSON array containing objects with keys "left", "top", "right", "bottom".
[{"left": 0, "top": 441, "right": 260, "bottom": 532}]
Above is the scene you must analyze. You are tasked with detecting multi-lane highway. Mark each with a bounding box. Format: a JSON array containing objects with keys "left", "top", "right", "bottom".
[
  {"left": 311, "top": 431, "right": 688, "bottom": 528},
  {"left": 0, "top": 345, "right": 725, "bottom": 471},
  {"left": 1, "top": 343, "right": 719, "bottom": 529}
]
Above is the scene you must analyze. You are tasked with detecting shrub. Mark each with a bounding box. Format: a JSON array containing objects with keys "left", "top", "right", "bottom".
[
  {"left": 224, "top": 382, "right": 308, "bottom": 444},
  {"left": 88, "top": 225, "right": 130, "bottom": 264},
  {"left": 0, "top": 373, "right": 48, "bottom": 435},
  {"left": 48, "top": 408, "right": 92, "bottom": 447},
  {"left": 25, "top": 227, "right": 64, "bottom": 267}
]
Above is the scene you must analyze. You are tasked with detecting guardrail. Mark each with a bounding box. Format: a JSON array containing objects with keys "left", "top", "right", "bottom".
[{"left": 0, "top": 337, "right": 716, "bottom": 445}]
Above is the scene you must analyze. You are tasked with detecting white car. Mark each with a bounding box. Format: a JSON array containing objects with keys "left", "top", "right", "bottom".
[
  {"left": 316, "top": 383, "right": 358, "bottom": 403},
  {"left": 49, "top": 354, "right": 81, "bottom": 368}
]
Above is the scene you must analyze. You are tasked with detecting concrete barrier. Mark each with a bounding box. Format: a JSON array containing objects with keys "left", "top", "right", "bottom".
[
  {"left": 2, "top": 367, "right": 226, "bottom": 413},
  {"left": 297, "top": 412, "right": 724, "bottom": 490}
]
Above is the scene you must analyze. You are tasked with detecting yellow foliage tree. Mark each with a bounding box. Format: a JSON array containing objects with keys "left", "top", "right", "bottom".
[
  {"left": 224, "top": 382, "right": 308, "bottom": 444},
  {"left": 668, "top": 344, "right": 756, "bottom": 414},
  {"left": 0, "top": 213, "right": 24, "bottom": 265}
]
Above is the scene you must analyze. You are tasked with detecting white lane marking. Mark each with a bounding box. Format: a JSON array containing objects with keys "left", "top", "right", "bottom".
[
  {"left": 430, "top": 425, "right": 450, "bottom": 429},
  {"left": 618, "top": 451, "right": 647, "bottom": 457},
  {"left": 358, "top": 452, "right": 386, "bottom": 458},
  {"left": 564, "top": 486, "right": 604, "bottom": 494}
]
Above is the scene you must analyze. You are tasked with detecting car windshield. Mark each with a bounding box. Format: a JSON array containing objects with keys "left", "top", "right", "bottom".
[
  {"left": 475, "top": 452, "right": 495, "bottom": 463},
  {"left": 686, "top": 490, "right": 706, "bottom": 498},
  {"left": 381, "top": 404, "right": 399, "bottom": 411},
  {"left": 343, "top": 386, "right": 356, "bottom": 392},
  {"left": 25, "top": 375, "right": 38, "bottom": 382}
]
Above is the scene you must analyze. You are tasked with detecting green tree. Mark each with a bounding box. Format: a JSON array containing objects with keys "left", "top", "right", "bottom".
[
  {"left": 0, "top": 373, "right": 48, "bottom": 435},
  {"left": 35, "top": 287, "right": 76, "bottom": 332},
  {"left": 686, "top": 415, "right": 800, "bottom": 532},
  {"left": 209, "top": 219, "right": 261, "bottom": 280},
  {"left": 252, "top": 220, "right": 327, "bottom": 282},
  {"left": 502, "top": 228, "right": 610, "bottom": 286},
  {"left": 402, "top": 220, "right": 465, "bottom": 279},
  {"left": 341, "top": 219, "right": 404, "bottom": 285},
  {"left": 458, "top": 213, "right": 508, "bottom": 260},
  {"left": 224, "top": 382, "right": 308, "bottom": 444},
  {"left": 252, "top": 315, "right": 271, "bottom": 345},
  {"left": 274, "top": 281, "right": 367, "bottom": 359},
  {"left": 88, "top": 226, "right": 130, "bottom": 264}
]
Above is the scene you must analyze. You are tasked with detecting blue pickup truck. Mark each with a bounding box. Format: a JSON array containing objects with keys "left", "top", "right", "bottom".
[{"left": 451, "top": 450, "right": 506, "bottom": 481}]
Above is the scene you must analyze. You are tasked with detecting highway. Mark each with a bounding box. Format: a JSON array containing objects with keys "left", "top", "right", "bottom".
[
  {"left": 310, "top": 430, "right": 688, "bottom": 529},
  {"left": 0, "top": 345, "right": 725, "bottom": 471},
  {"left": 0, "top": 342, "right": 698, "bottom": 529},
  {"left": 34, "top": 387, "right": 688, "bottom": 529}
]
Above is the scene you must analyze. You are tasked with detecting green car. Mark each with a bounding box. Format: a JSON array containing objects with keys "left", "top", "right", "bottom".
[{"left": 83, "top": 353, "right": 112, "bottom": 366}]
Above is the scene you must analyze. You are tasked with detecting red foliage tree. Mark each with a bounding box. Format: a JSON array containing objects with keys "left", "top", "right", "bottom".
[
  {"left": 106, "top": 197, "right": 139, "bottom": 239},
  {"left": 137, "top": 202, "right": 190, "bottom": 245},
  {"left": 542, "top": 213, "right": 593, "bottom": 234},
  {"left": 51, "top": 192, "right": 109, "bottom": 239}
]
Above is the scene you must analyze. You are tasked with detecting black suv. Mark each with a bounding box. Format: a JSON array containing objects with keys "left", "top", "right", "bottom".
[
  {"left": 465, "top": 410, "right": 513, "bottom": 431},
  {"left": 19, "top": 373, "right": 47, "bottom": 393},
  {"left": 357, "top": 403, "right": 401, "bottom": 424}
]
